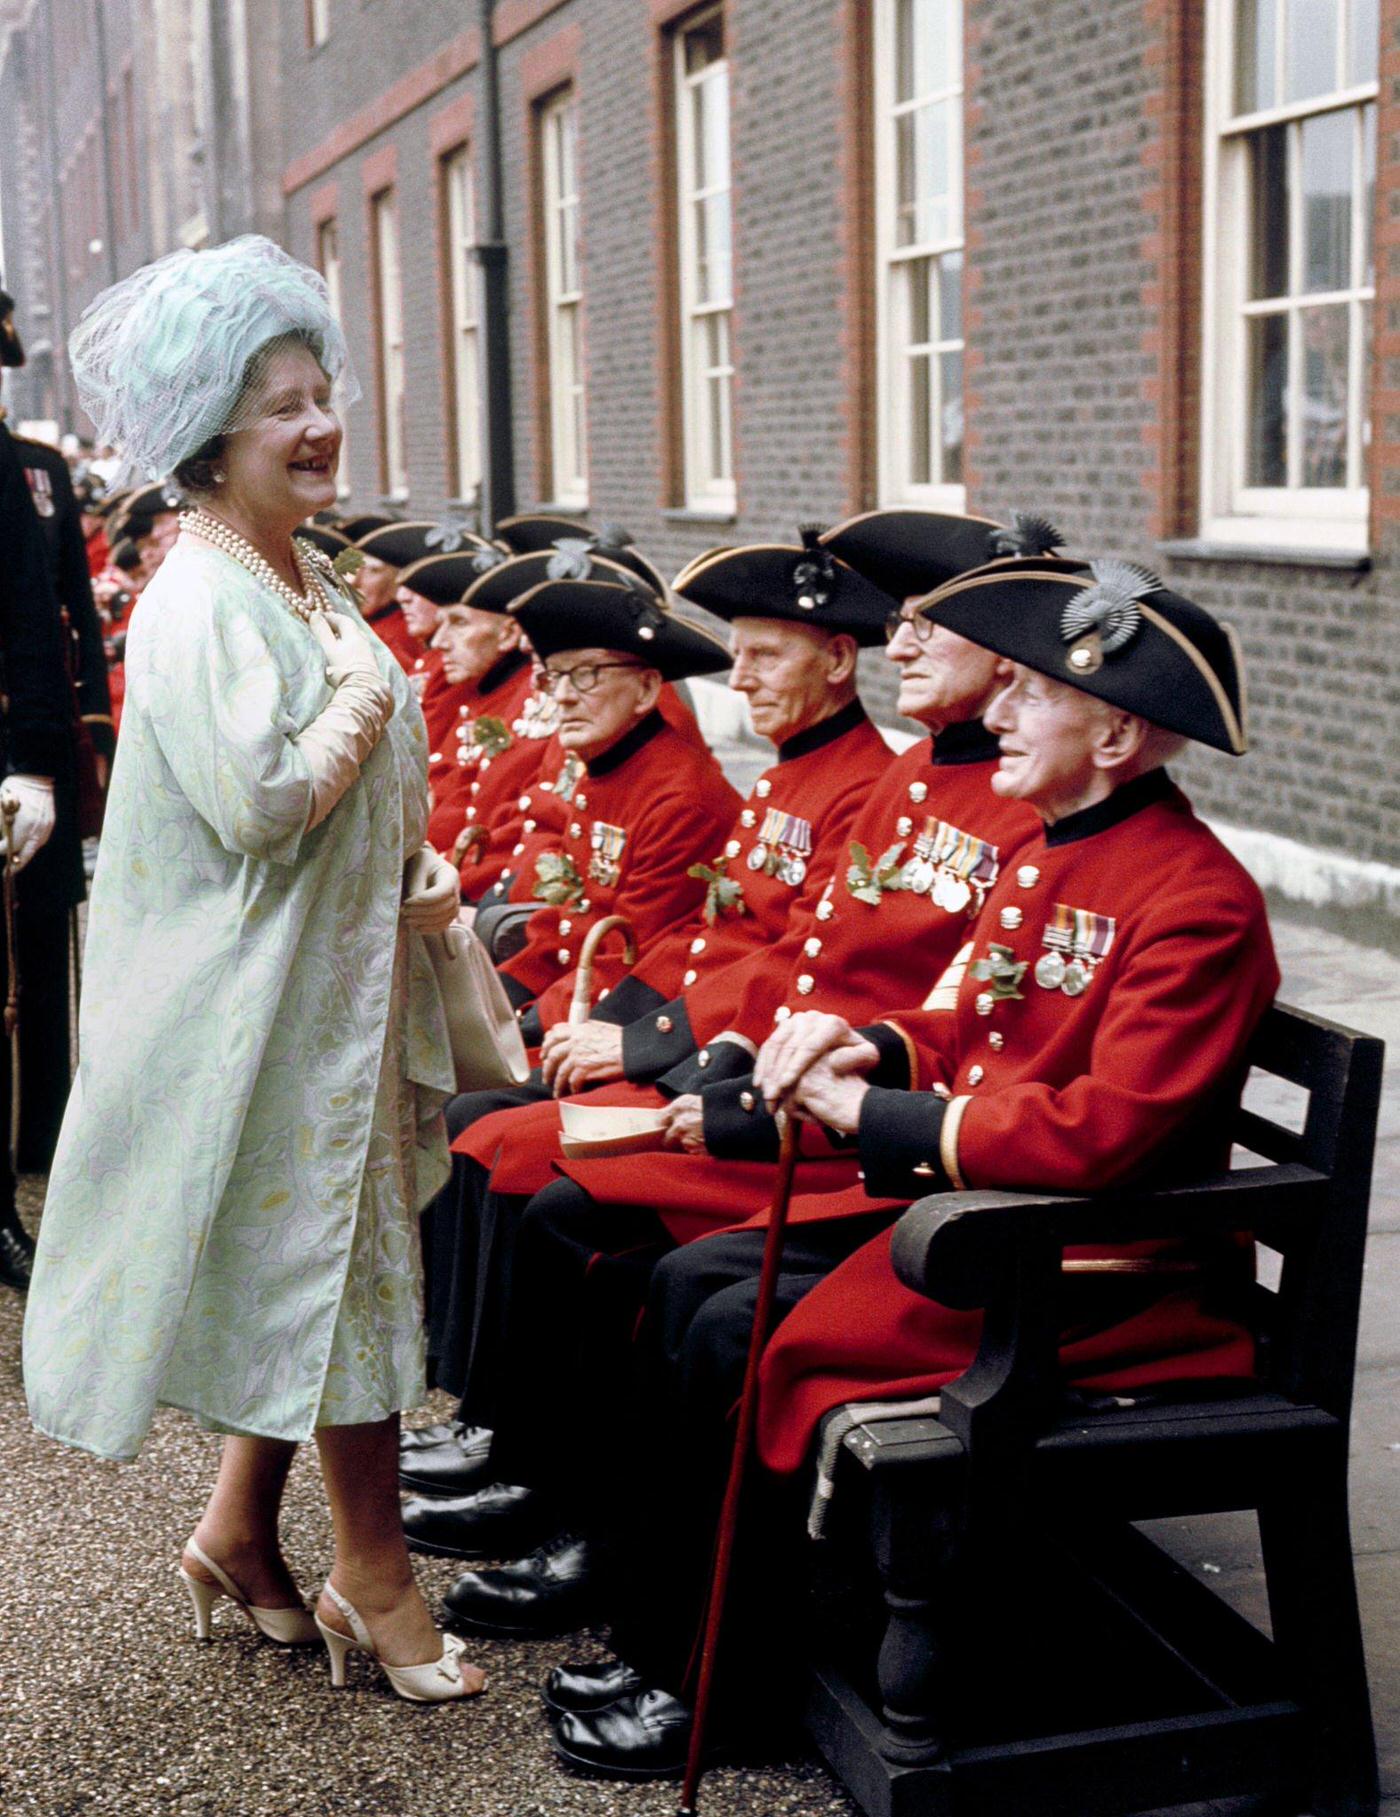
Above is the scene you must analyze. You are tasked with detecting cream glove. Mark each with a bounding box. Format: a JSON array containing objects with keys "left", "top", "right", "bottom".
[
  {"left": 296, "top": 613, "right": 396, "bottom": 830},
  {"left": 0, "top": 775, "right": 56, "bottom": 871},
  {"left": 401, "top": 844, "right": 461, "bottom": 933}
]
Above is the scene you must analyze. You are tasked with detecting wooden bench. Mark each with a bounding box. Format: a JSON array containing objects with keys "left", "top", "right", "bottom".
[{"left": 805, "top": 1003, "right": 1383, "bottom": 1817}]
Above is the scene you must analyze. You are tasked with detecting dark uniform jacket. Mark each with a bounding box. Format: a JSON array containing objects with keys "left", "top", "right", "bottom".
[
  {"left": 755, "top": 769, "right": 1280, "bottom": 1472},
  {"left": 0, "top": 424, "right": 74, "bottom": 783}
]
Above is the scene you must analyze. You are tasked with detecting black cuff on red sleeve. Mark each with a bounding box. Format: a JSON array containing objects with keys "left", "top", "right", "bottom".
[
  {"left": 857, "top": 1087, "right": 949, "bottom": 1199},
  {"left": 621, "top": 997, "right": 696, "bottom": 1081},
  {"left": 657, "top": 1038, "right": 757, "bottom": 1099},
  {"left": 702, "top": 1074, "right": 782, "bottom": 1162},
  {"left": 592, "top": 973, "right": 669, "bottom": 1028},
  {"left": 856, "top": 1023, "right": 915, "bottom": 1089},
  {"left": 517, "top": 1003, "right": 544, "bottom": 1047}
]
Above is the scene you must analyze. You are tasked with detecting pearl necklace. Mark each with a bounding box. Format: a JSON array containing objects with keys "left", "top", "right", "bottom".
[{"left": 181, "top": 508, "right": 330, "bottom": 625}]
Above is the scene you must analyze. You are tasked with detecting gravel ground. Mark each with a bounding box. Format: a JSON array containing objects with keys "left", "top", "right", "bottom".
[{"left": 0, "top": 1180, "right": 857, "bottom": 1817}]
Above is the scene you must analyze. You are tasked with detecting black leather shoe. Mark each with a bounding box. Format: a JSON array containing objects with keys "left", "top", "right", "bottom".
[
  {"left": 400, "top": 1419, "right": 465, "bottom": 1453},
  {"left": 553, "top": 1688, "right": 693, "bottom": 1780},
  {"left": 543, "top": 1656, "right": 645, "bottom": 1714},
  {"left": 402, "top": 1481, "right": 555, "bottom": 1560},
  {"left": 398, "top": 1426, "right": 495, "bottom": 1495},
  {"left": 0, "top": 1217, "right": 34, "bottom": 1293},
  {"left": 441, "top": 1531, "right": 598, "bottom": 1637}
]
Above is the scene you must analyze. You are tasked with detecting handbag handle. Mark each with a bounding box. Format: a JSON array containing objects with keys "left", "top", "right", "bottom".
[{"left": 568, "top": 915, "right": 637, "bottom": 1024}]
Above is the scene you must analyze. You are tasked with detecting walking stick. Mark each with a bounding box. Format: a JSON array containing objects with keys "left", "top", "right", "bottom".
[
  {"left": 567, "top": 914, "right": 636, "bottom": 1024},
  {"left": 1, "top": 795, "right": 21, "bottom": 1173},
  {"left": 678, "top": 1111, "right": 801, "bottom": 1816}
]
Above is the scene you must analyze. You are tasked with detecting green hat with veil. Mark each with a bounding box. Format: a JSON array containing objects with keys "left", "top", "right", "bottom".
[{"left": 68, "top": 235, "right": 358, "bottom": 488}]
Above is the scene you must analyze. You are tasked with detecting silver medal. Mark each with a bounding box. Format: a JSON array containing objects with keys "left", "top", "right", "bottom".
[
  {"left": 747, "top": 845, "right": 768, "bottom": 871},
  {"left": 782, "top": 856, "right": 807, "bottom": 887},
  {"left": 911, "top": 860, "right": 937, "bottom": 896},
  {"left": 941, "top": 876, "right": 972, "bottom": 914},
  {"left": 1060, "top": 959, "right": 1089, "bottom": 997},
  {"left": 1035, "top": 951, "right": 1067, "bottom": 991}
]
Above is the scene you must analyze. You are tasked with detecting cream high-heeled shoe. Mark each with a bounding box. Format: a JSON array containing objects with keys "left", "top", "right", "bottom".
[
  {"left": 315, "top": 1581, "right": 484, "bottom": 1703},
  {"left": 178, "top": 1537, "right": 320, "bottom": 1646}
]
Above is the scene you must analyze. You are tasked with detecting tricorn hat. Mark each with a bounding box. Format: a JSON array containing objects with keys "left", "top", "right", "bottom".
[
  {"left": 494, "top": 512, "right": 590, "bottom": 553},
  {"left": 294, "top": 523, "right": 351, "bottom": 560},
  {"left": 398, "top": 549, "right": 505, "bottom": 607},
  {"left": 510, "top": 578, "right": 732, "bottom": 682},
  {"left": 672, "top": 528, "right": 896, "bottom": 646},
  {"left": 341, "top": 512, "right": 400, "bottom": 543},
  {"left": 353, "top": 521, "right": 444, "bottom": 569},
  {"left": 462, "top": 547, "right": 658, "bottom": 616},
  {"left": 820, "top": 509, "right": 1065, "bottom": 603},
  {"left": 920, "top": 561, "right": 1247, "bottom": 754},
  {"left": 0, "top": 287, "right": 25, "bottom": 369}
]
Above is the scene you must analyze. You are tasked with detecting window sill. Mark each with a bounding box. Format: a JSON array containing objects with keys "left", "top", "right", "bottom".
[
  {"left": 662, "top": 506, "right": 738, "bottom": 526},
  {"left": 1156, "top": 538, "right": 1371, "bottom": 572}
]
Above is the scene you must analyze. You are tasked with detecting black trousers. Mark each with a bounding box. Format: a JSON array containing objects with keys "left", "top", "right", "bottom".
[{"left": 421, "top": 1079, "right": 550, "bottom": 1411}]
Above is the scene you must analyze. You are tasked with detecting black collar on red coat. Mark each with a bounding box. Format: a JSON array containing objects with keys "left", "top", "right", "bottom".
[
  {"left": 476, "top": 647, "right": 530, "bottom": 701},
  {"left": 584, "top": 707, "right": 666, "bottom": 777},
  {"left": 777, "top": 696, "right": 869, "bottom": 763},
  {"left": 930, "top": 717, "right": 1000, "bottom": 767},
  {"left": 1043, "top": 765, "right": 1177, "bottom": 848}
]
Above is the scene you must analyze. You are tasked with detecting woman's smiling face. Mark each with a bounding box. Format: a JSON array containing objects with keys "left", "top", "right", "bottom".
[{"left": 219, "top": 341, "right": 341, "bottom": 530}]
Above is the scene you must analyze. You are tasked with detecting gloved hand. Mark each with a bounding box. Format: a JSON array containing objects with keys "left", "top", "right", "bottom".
[
  {"left": 0, "top": 775, "right": 56, "bottom": 871},
  {"left": 296, "top": 613, "right": 397, "bottom": 830},
  {"left": 401, "top": 844, "right": 461, "bottom": 934},
  {"left": 310, "top": 611, "right": 393, "bottom": 698}
]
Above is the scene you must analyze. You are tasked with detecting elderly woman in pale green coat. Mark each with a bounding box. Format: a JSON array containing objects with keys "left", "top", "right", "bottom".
[{"left": 23, "top": 238, "right": 485, "bottom": 1703}]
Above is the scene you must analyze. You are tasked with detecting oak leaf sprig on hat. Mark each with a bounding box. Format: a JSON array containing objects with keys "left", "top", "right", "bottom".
[
  {"left": 425, "top": 517, "right": 472, "bottom": 553},
  {"left": 546, "top": 538, "right": 596, "bottom": 581},
  {"left": 468, "top": 715, "right": 512, "bottom": 759},
  {"left": 971, "top": 942, "right": 1028, "bottom": 1001},
  {"left": 846, "top": 840, "right": 909, "bottom": 906},
  {"left": 1060, "top": 560, "right": 1161, "bottom": 655},
  {"left": 471, "top": 546, "right": 508, "bottom": 574},
  {"left": 688, "top": 856, "right": 747, "bottom": 925},
  {"left": 532, "top": 850, "right": 585, "bottom": 907}
]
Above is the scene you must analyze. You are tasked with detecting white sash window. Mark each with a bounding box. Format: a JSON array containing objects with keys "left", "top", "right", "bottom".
[
  {"left": 541, "top": 91, "right": 588, "bottom": 508},
  {"left": 315, "top": 217, "right": 352, "bottom": 499},
  {"left": 370, "top": 189, "right": 408, "bottom": 502},
  {"left": 443, "top": 146, "right": 481, "bottom": 505},
  {"left": 675, "top": 11, "right": 735, "bottom": 512}
]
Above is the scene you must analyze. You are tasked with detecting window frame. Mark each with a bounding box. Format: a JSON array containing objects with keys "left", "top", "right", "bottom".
[
  {"left": 872, "top": 0, "right": 967, "bottom": 511},
  {"left": 441, "top": 142, "right": 482, "bottom": 506},
  {"left": 369, "top": 187, "right": 408, "bottom": 503},
  {"left": 673, "top": 8, "right": 737, "bottom": 515},
  {"left": 315, "top": 216, "right": 352, "bottom": 500},
  {"left": 538, "top": 88, "right": 588, "bottom": 510},
  {"left": 1198, "top": 0, "right": 1378, "bottom": 552}
]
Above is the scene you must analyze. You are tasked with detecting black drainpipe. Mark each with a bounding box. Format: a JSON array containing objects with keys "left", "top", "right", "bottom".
[{"left": 473, "top": 0, "right": 515, "bottom": 532}]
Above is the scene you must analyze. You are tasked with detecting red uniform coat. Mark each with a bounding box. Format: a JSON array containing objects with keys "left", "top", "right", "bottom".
[
  {"left": 363, "top": 602, "right": 422, "bottom": 672},
  {"left": 424, "top": 654, "right": 536, "bottom": 853},
  {"left": 754, "top": 768, "right": 1280, "bottom": 1473},
  {"left": 460, "top": 726, "right": 1037, "bottom": 1214},
  {"left": 570, "top": 699, "right": 888, "bottom": 1022},
  {"left": 494, "top": 710, "right": 740, "bottom": 1016}
]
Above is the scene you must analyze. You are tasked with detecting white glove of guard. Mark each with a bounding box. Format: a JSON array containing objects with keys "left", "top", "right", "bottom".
[
  {"left": 0, "top": 775, "right": 56, "bottom": 871},
  {"left": 401, "top": 844, "right": 461, "bottom": 934}
]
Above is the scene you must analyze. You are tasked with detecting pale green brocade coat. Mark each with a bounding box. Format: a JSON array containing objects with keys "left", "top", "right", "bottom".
[{"left": 23, "top": 537, "right": 455, "bottom": 1460}]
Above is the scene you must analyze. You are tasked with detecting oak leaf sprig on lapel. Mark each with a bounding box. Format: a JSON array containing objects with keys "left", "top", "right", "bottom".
[
  {"left": 332, "top": 547, "right": 365, "bottom": 580},
  {"left": 846, "top": 840, "right": 909, "bottom": 906},
  {"left": 687, "top": 856, "right": 748, "bottom": 925},
  {"left": 532, "top": 850, "right": 585, "bottom": 907},
  {"left": 470, "top": 715, "right": 512, "bottom": 759},
  {"left": 971, "top": 942, "right": 1028, "bottom": 1001}
]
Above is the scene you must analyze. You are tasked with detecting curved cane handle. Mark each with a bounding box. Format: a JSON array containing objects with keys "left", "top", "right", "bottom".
[{"left": 568, "top": 914, "right": 638, "bottom": 1024}]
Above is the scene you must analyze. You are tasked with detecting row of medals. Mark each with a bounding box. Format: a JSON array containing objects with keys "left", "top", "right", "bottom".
[
  {"left": 746, "top": 843, "right": 808, "bottom": 887},
  {"left": 1035, "top": 930, "right": 1093, "bottom": 998}
]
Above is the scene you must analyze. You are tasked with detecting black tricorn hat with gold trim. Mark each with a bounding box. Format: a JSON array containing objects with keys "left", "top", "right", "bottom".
[
  {"left": 494, "top": 517, "right": 668, "bottom": 595},
  {"left": 341, "top": 512, "right": 401, "bottom": 544},
  {"left": 461, "top": 547, "right": 657, "bottom": 616},
  {"left": 294, "top": 523, "right": 351, "bottom": 559},
  {"left": 920, "top": 561, "right": 1248, "bottom": 754},
  {"left": 353, "top": 521, "right": 454, "bottom": 570},
  {"left": 510, "top": 578, "right": 732, "bottom": 682},
  {"left": 672, "top": 528, "right": 895, "bottom": 646},
  {"left": 820, "top": 508, "right": 1065, "bottom": 603},
  {"left": 399, "top": 548, "right": 508, "bottom": 607}
]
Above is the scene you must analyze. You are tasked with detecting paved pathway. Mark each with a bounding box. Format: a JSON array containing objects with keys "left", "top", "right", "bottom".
[{"left": 0, "top": 911, "right": 1393, "bottom": 1816}]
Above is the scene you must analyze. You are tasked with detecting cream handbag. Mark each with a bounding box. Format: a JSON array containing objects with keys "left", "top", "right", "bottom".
[{"left": 425, "top": 920, "right": 531, "bottom": 1092}]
